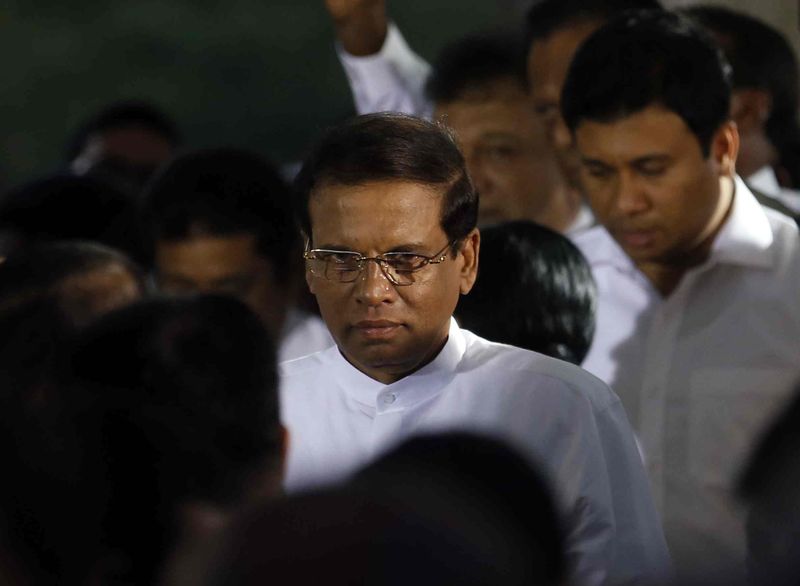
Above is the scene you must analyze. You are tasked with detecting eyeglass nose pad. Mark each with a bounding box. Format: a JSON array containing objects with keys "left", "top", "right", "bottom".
[{"left": 359, "top": 258, "right": 394, "bottom": 287}]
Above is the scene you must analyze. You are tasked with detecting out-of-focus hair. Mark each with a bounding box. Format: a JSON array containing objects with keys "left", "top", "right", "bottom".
[{"left": 456, "top": 221, "right": 596, "bottom": 364}]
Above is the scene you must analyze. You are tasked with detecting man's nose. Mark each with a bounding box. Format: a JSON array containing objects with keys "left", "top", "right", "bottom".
[
  {"left": 615, "top": 173, "right": 650, "bottom": 215},
  {"left": 354, "top": 261, "right": 395, "bottom": 305}
]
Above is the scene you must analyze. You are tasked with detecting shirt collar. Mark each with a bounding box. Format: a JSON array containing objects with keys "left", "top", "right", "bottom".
[
  {"left": 566, "top": 204, "right": 596, "bottom": 236},
  {"left": 327, "top": 317, "right": 467, "bottom": 412},
  {"left": 746, "top": 165, "right": 781, "bottom": 197},
  {"left": 709, "top": 175, "right": 774, "bottom": 268}
]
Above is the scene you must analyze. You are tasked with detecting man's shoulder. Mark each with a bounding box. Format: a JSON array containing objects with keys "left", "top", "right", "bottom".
[
  {"left": 280, "top": 346, "right": 334, "bottom": 381},
  {"left": 458, "top": 330, "right": 619, "bottom": 412}
]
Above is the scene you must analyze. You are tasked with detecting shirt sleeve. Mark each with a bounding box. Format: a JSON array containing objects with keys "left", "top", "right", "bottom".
[{"left": 335, "top": 22, "right": 434, "bottom": 119}]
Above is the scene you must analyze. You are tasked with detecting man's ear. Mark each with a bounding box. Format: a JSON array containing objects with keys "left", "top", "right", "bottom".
[
  {"left": 730, "top": 88, "right": 772, "bottom": 135},
  {"left": 711, "top": 120, "right": 740, "bottom": 177},
  {"left": 458, "top": 228, "right": 480, "bottom": 295}
]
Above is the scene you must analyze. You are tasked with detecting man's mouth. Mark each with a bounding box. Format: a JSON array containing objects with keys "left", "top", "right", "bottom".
[{"left": 353, "top": 320, "right": 403, "bottom": 340}]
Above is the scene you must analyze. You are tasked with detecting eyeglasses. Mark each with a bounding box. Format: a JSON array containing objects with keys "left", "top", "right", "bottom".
[{"left": 304, "top": 241, "right": 455, "bottom": 286}]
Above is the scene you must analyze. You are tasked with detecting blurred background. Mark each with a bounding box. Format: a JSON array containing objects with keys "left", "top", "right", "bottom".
[{"left": 1, "top": 0, "right": 797, "bottom": 188}]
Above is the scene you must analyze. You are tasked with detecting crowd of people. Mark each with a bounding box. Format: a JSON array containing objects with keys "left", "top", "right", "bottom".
[{"left": 1, "top": 0, "right": 799, "bottom": 584}]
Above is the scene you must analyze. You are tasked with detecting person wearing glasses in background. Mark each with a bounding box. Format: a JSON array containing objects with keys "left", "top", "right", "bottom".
[{"left": 281, "top": 112, "right": 670, "bottom": 586}]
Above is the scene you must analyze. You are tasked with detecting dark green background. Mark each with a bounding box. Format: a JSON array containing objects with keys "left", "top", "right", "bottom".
[{"left": 1, "top": 1, "right": 525, "bottom": 188}]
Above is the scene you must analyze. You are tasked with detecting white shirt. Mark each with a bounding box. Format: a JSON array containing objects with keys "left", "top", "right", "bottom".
[
  {"left": 574, "top": 176, "right": 800, "bottom": 576},
  {"left": 280, "top": 319, "right": 671, "bottom": 586},
  {"left": 747, "top": 165, "right": 800, "bottom": 214},
  {"left": 278, "top": 309, "right": 334, "bottom": 363},
  {"left": 337, "top": 22, "right": 433, "bottom": 119}
]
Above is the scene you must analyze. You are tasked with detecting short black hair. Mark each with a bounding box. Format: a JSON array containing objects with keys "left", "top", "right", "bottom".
[
  {"left": 66, "top": 99, "right": 180, "bottom": 162},
  {"left": 425, "top": 31, "right": 527, "bottom": 104},
  {"left": 685, "top": 6, "right": 800, "bottom": 181},
  {"left": 294, "top": 113, "right": 477, "bottom": 249},
  {"left": 216, "top": 433, "right": 565, "bottom": 586},
  {"left": 455, "top": 221, "right": 596, "bottom": 363},
  {"left": 524, "top": 0, "right": 662, "bottom": 48},
  {"left": 561, "top": 9, "right": 732, "bottom": 156},
  {"left": 140, "top": 148, "right": 299, "bottom": 282},
  {"left": 53, "top": 295, "right": 281, "bottom": 584},
  {"left": 0, "top": 174, "right": 141, "bottom": 259},
  {"left": 0, "top": 240, "right": 145, "bottom": 325}
]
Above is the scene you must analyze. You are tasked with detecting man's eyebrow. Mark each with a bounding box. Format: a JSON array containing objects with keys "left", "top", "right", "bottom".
[
  {"left": 631, "top": 154, "right": 672, "bottom": 165},
  {"left": 580, "top": 157, "right": 613, "bottom": 167}
]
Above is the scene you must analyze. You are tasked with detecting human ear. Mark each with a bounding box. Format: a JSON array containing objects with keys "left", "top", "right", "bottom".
[
  {"left": 712, "top": 120, "right": 739, "bottom": 177},
  {"left": 729, "top": 89, "right": 772, "bottom": 135},
  {"left": 458, "top": 228, "right": 480, "bottom": 295}
]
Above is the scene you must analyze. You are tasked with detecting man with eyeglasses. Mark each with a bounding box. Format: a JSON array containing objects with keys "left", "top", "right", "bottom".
[{"left": 281, "top": 112, "right": 670, "bottom": 586}]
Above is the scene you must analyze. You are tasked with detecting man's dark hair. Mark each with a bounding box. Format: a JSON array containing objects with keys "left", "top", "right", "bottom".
[
  {"left": 52, "top": 295, "right": 281, "bottom": 584},
  {"left": 294, "top": 113, "right": 477, "bottom": 250},
  {"left": 215, "top": 433, "right": 565, "bottom": 586},
  {"left": 425, "top": 31, "right": 527, "bottom": 104},
  {"left": 561, "top": 9, "right": 732, "bottom": 156},
  {"left": 66, "top": 99, "right": 181, "bottom": 163},
  {"left": 685, "top": 6, "right": 800, "bottom": 186},
  {"left": 140, "top": 148, "right": 299, "bottom": 282},
  {"left": 0, "top": 240, "right": 145, "bottom": 327},
  {"left": 455, "top": 221, "right": 596, "bottom": 364},
  {"left": 0, "top": 174, "right": 141, "bottom": 259},
  {"left": 524, "top": 0, "right": 662, "bottom": 48}
]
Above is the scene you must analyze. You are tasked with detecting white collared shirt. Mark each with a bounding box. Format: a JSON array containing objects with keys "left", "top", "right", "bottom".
[
  {"left": 747, "top": 165, "right": 800, "bottom": 214},
  {"left": 278, "top": 309, "right": 334, "bottom": 363},
  {"left": 337, "top": 22, "right": 433, "bottom": 119},
  {"left": 574, "top": 176, "right": 800, "bottom": 576},
  {"left": 280, "top": 320, "right": 671, "bottom": 586}
]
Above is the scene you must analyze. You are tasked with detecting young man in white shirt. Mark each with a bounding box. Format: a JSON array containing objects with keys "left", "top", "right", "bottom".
[
  {"left": 560, "top": 9, "right": 800, "bottom": 578},
  {"left": 282, "top": 112, "right": 670, "bottom": 586}
]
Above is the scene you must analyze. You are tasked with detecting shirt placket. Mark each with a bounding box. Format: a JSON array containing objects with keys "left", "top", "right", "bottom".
[
  {"left": 369, "top": 389, "right": 405, "bottom": 458},
  {"left": 638, "top": 277, "right": 693, "bottom": 511}
]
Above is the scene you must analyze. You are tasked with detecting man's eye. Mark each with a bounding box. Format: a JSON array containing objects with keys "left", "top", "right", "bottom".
[
  {"left": 486, "top": 145, "right": 519, "bottom": 161},
  {"left": 385, "top": 254, "right": 424, "bottom": 272},
  {"left": 324, "top": 253, "right": 360, "bottom": 266},
  {"left": 638, "top": 164, "right": 667, "bottom": 177},
  {"left": 585, "top": 165, "right": 612, "bottom": 179}
]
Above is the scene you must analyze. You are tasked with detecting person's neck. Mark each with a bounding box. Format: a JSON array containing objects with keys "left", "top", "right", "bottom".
[
  {"left": 342, "top": 335, "right": 450, "bottom": 385},
  {"left": 637, "top": 176, "right": 735, "bottom": 297},
  {"left": 534, "top": 185, "right": 583, "bottom": 234}
]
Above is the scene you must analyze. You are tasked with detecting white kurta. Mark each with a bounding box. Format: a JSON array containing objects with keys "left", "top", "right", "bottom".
[
  {"left": 574, "top": 176, "right": 800, "bottom": 576},
  {"left": 280, "top": 320, "right": 671, "bottom": 586},
  {"left": 278, "top": 309, "right": 334, "bottom": 363}
]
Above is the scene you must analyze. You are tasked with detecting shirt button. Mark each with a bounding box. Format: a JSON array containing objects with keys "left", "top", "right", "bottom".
[{"left": 383, "top": 394, "right": 397, "bottom": 405}]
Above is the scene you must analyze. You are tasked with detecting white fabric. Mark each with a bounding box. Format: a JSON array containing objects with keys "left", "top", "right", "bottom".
[
  {"left": 574, "top": 176, "right": 800, "bottom": 576},
  {"left": 747, "top": 165, "right": 800, "bottom": 214},
  {"left": 280, "top": 319, "right": 671, "bottom": 586},
  {"left": 567, "top": 203, "right": 596, "bottom": 236},
  {"left": 337, "top": 22, "right": 433, "bottom": 119},
  {"left": 278, "top": 309, "right": 334, "bottom": 363}
]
